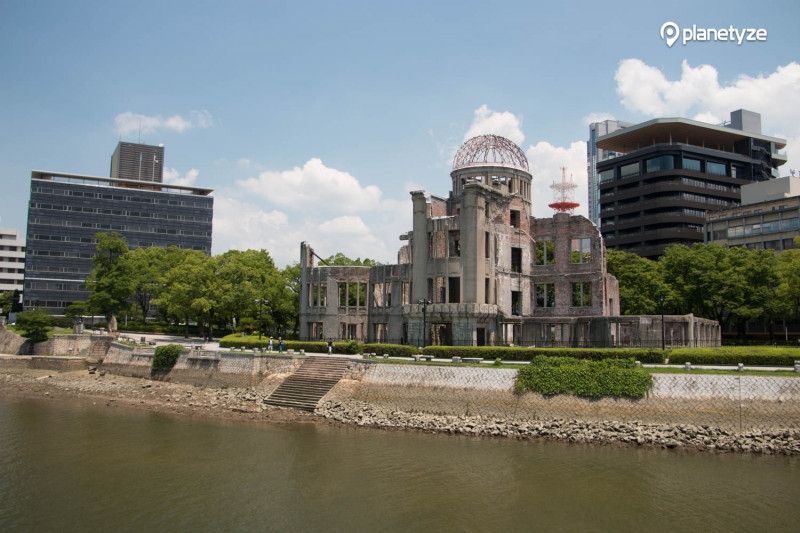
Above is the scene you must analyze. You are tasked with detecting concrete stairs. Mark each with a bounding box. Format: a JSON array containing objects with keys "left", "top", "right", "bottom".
[{"left": 264, "top": 356, "right": 350, "bottom": 411}]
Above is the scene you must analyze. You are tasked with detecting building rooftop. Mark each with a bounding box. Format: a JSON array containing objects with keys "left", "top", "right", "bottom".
[
  {"left": 31, "top": 170, "right": 213, "bottom": 196},
  {"left": 596, "top": 117, "right": 787, "bottom": 154}
]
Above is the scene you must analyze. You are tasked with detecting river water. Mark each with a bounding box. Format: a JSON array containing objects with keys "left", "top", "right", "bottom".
[{"left": 0, "top": 398, "right": 797, "bottom": 532}]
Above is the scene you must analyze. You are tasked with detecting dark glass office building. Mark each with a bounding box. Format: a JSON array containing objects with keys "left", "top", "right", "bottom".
[
  {"left": 23, "top": 170, "right": 213, "bottom": 314},
  {"left": 596, "top": 109, "right": 787, "bottom": 258}
]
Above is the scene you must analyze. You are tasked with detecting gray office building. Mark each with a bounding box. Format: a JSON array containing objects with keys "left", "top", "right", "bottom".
[
  {"left": 587, "top": 119, "right": 630, "bottom": 226},
  {"left": 596, "top": 109, "right": 787, "bottom": 258},
  {"left": 111, "top": 141, "right": 165, "bottom": 182},
  {"left": 23, "top": 165, "right": 213, "bottom": 314},
  {"left": 705, "top": 175, "right": 800, "bottom": 251}
]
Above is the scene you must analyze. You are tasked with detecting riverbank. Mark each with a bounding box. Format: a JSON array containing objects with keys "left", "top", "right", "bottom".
[
  {"left": 1, "top": 366, "right": 799, "bottom": 455},
  {"left": 317, "top": 399, "right": 800, "bottom": 455},
  {"left": 0, "top": 368, "right": 314, "bottom": 425}
]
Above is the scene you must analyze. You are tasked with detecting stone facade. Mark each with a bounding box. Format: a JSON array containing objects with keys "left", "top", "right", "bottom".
[{"left": 299, "top": 135, "right": 720, "bottom": 347}]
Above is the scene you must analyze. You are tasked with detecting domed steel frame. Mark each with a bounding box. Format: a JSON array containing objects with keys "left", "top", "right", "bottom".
[{"left": 452, "top": 134, "right": 529, "bottom": 173}]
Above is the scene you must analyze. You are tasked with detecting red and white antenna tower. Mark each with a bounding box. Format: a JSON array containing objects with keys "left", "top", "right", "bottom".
[{"left": 548, "top": 166, "right": 580, "bottom": 213}]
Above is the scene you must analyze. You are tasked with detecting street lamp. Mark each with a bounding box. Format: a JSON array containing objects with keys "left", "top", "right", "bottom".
[
  {"left": 417, "top": 298, "right": 431, "bottom": 348},
  {"left": 255, "top": 298, "right": 269, "bottom": 339},
  {"left": 659, "top": 294, "right": 666, "bottom": 351}
]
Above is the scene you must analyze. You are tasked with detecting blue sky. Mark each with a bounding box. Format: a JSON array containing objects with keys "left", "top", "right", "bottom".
[{"left": 1, "top": 0, "right": 799, "bottom": 264}]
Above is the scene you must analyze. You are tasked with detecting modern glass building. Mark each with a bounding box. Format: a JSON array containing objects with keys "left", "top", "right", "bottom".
[
  {"left": 23, "top": 170, "right": 213, "bottom": 314},
  {"left": 596, "top": 109, "right": 787, "bottom": 258},
  {"left": 586, "top": 119, "right": 630, "bottom": 226}
]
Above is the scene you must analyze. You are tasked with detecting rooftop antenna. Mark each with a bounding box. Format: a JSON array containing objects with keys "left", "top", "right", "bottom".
[
  {"left": 138, "top": 119, "right": 142, "bottom": 143},
  {"left": 548, "top": 166, "right": 580, "bottom": 213}
]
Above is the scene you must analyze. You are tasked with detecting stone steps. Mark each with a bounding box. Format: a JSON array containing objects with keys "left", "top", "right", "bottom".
[{"left": 264, "top": 356, "right": 350, "bottom": 411}]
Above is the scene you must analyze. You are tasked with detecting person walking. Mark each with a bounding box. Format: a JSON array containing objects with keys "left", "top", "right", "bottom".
[
  {"left": 327, "top": 339, "right": 333, "bottom": 355},
  {"left": 268, "top": 336, "right": 274, "bottom": 352},
  {"left": 278, "top": 337, "right": 285, "bottom": 353}
]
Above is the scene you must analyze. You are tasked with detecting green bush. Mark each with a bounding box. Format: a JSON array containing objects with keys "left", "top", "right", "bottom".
[
  {"left": 14, "top": 309, "right": 52, "bottom": 342},
  {"left": 668, "top": 346, "right": 800, "bottom": 366},
  {"left": 421, "top": 346, "right": 665, "bottom": 364},
  {"left": 516, "top": 356, "right": 652, "bottom": 399},
  {"left": 362, "top": 343, "right": 419, "bottom": 357},
  {"left": 152, "top": 344, "right": 184, "bottom": 372}
]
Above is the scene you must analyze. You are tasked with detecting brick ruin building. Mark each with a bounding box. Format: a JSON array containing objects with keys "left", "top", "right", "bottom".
[{"left": 299, "top": 135, "right": 720, "bottom": 347}]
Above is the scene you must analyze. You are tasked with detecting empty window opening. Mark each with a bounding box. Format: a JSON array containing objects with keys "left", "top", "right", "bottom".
[
  {"left": 511, "top": 247, "right": 522, "bottom": 273},
  {"left": 511, "top": 290, "right": 521, "bottom": 316},
  {"left": 448, "top": 277, "right": 460, "bottom": 304}
]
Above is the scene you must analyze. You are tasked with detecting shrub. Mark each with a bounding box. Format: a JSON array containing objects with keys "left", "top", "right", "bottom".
[
  {"left": 152, "top": 344, "right": 184, "bottom": 373},
  {"left": 516, "top": 356, "right": 652, "bottom": 399},
  {"left": 15, "top": 309, "right": 52, "bottom": 342},
  {"left": 422, "top": 346, "right": 665, "bottom": 364},
  {"left": 362, "top": 343, "right": 419, "bottom": 357},
  {"left": 668, "top": 346, "right": 800, "bottom": 366}
]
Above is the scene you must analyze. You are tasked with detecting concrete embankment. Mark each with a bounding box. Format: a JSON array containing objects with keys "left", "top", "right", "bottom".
[
  {"left": 102, "top": 343, "right": 304, "bottom": 389},
  {"left": 318, "top": 362, "right": 800, "bottom": 453}
]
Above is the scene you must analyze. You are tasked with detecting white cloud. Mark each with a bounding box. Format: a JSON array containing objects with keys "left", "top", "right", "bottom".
[
  {"left": 583, "top": 112, "right": 616, "bottom": 125},
  {"left": 114, "top": 110, "right": 214, "bottom": 136},
  {"left": 163, "top": 167, "right": 199, "bottom": 187},
  {"left": 526, "top": 141, "right": 588, "bottom": 219},
  {"left": 237, "top": 158, "right": 383, "bottom": 212},
  {"left": 212, "top": 159, "right": 412, "bottom": 265},
  {"left": 615, "top": 59, "right": 800, "bottom": 170},
  {"left": 464, "top": 104, "right": 525, "bottom": 145}
]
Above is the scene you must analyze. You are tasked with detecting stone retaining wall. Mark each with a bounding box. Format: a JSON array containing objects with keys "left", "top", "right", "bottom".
[
  {"left": 101, "top": 345, "right": 305, "bottom": 388},
  {"left": 32, "top": 335, "right": 114, "bottom": 358},
  {"left": 0, "top": 326, "right": 29, "bottom": 355},
  {"left": 324, "top": 363, "right": 800, "bottom": 431},
  {"left": 0, "top": 354, "right": 87, "bottom": 371}
]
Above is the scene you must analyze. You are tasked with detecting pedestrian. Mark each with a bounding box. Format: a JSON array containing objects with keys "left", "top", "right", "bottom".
[
  {"left": 268, "top": 336, "right": 274, "bottom": 352},
  {"left": 278, "top": 337, "right": 285, "bottom": 353},
  {"left": 327, "top": 339, "right": 333, "bottom": 355}
]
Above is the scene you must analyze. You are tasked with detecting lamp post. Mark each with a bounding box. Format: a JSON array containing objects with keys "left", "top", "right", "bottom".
[
  {"left": 417, "top": 298, "right": 431, "bottom": 348},
  {"left": 255, "top": 298, "right": 268, "bottom": 339},
  {"left": 659, "top": 295, "right": 666, "bottom": 351}
]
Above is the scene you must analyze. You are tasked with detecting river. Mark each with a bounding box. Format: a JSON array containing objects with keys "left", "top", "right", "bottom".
[{"left": 0, "top": 398, "right": 797, "bottom": 532}]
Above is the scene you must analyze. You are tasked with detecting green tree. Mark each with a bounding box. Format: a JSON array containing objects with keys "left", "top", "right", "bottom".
[
  {"left": 64, "top": 301, "right": 88, "bottom": 323},
  {"left": 0, "top": 291, "right": 12, "bottom": 317},
  {"left": 606, "top": 249, "right": 673, "bottom": 314},
  {"left": 15, "top": 309, "right": 52, "bottom": 342},
  {"left": 323, "top": 252, "right": 379, "bottom": 266},
  {"left": 153, "top": 251, "right": 217, "bottom": 338},
  {"left": 122, "top": 246, "right": 190, "bottom": 320},
  {"left": 86, "top": 232, "right": 133, "bottom": 328}
]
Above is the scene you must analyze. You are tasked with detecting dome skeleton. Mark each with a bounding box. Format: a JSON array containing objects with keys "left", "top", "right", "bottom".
[{"left": 452, "top": 134, "right": 529, "bottom": 172}]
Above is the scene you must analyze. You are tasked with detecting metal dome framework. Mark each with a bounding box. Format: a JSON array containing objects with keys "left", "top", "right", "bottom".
[{"left": 452, "top": 134, "right": 529, "bottom": 172}]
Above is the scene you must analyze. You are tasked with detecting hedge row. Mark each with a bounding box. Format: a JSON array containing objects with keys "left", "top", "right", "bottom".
[
  {"left": 515, "top": 356, "right": 652, "bottom": 399},
  {"left": 363, "top": 343, "right": 419, "bottom": 357},
  {"left": 668, "top": 346, "right": 800, "bottom": 366},
  {"left": 217, "top": 335, "right": 800, "bottom": 366},
  {"left": 219, "top": 335, "right": 361, "bottom": 354},
  {"left": 421, "top": 346, "right": 666, "bottom": 364}
]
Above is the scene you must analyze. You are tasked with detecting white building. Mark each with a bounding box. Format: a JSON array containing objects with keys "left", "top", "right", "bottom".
[{"left": 0, "top": 228, "right": 25, "bottom": 293}]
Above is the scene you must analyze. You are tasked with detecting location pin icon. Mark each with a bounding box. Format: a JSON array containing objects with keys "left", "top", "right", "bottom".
[{"left": 660, "top": 21, "right": 680, "bottom": 47}]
